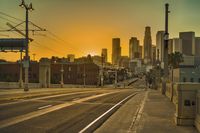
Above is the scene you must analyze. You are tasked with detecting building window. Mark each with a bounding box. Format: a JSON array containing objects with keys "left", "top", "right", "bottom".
[
  {"left": 183, "top": 77, "right": 186, "bottom": 82},
  {"left": 190, "top": 78, "right": 194, "bottom": 82}
]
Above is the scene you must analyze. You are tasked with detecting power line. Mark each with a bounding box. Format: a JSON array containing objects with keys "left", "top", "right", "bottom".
[
  {"left": 0, "top": 12, "right": 80, "bottom": 53},
  {"left": 0, "top": 11, "right": 23, "bottom": 22},
  {"left": 0, "top": 13, "right": 78, "bottom": 57},
  {"left": 47, "top": 30, "right": 82, "bottom": 51},
  {"left": 32, "top": 41, "right": 66, "bottom": 55},
  {"left": 0, "top": 16, "right": 20, "bottom": 26}
]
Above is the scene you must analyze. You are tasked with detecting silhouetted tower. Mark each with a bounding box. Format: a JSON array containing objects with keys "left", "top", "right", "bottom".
[
  {"left": 143, "top": 26, "right": 152, "bottom": 64},
  {"left": 101, "top": 48, "right": 108, "bottom": 63},
  {"left": 129, "top": 37, "right": 139, "bottom": 60},
  {"left": 156, "top": 31, "right": 165, "bottom": 62},
  {"left": 112, "top": 38, "right": 121, "bottom": 65}
]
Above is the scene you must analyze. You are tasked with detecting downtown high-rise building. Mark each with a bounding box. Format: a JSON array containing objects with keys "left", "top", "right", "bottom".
[
  {"left": 152, "top": 45, "right": 156, "bottom": 64},
  {"left": 101, "top": 48, "right": 108, "bottom": 63},
  {"left": 168, "top": 39, "right": 173, "bottom": 54},
  {"left": 129, "top": 37, "right": 139, "bottom": 60},
  {"left": 179, "top": 32, "right": 195, "bottom": 56},
  {"left": 195, "top": 37, "right": 200, "bottom": 56},
  {"left": 139, "top": 45, "right": 143, "bottom": 59},
  {"left": 156, "top": 31, "right": 165, "bottom": 62},
  {"left": 112, "top": 38, "right": 121, "bottom": 65},
  {"left": 172, "top": 38, "right": 182, "bottom": 53},
  {"left": 143, "top": 26, "right": 152, "bottom": 64}
]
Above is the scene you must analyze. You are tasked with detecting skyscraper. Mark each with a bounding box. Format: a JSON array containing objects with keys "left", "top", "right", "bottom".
[
  {"left": 139, "top": 45, "right": 143, "bottom": 59},
  {"left": 179, "top": 32, "right": 195, "bottom": 56},
  {"left": 101, "top": 48, "right": 108, "bottom": 63},
  {"left": 152, "top": 45, "right": 156, "bottom": 64},
  {"left": 112, "top": 38, "right": 121, "bottom": 65},
  {"left": 168, "top": 39, "right": 173, "bottom": 54},
  {"left": 143, "top": 26, "right": 152, "bottom": 64},
  {"left": 195, "top": 37, "right": 200, "bottom": 56},
  {"left": 129, "top": 37, "right": 139, "bottom": 60},
  {"left": 156, "top": 31, "right": 165, "bottom": 61},
  {"left": 172, "top": 38, "right": 182, "bottom": 53}
]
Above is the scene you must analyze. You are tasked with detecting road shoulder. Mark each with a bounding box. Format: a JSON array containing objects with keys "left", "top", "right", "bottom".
[
  {"left": 95, "top": 89, "right": 199, "bottom": 133},
  {"left": 95, "top": 90, "right": 146, "bottom": 133}
]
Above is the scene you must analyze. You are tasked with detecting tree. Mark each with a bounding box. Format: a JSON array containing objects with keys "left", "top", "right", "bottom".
[
  {"left": 168, "top": 52, "right": 184, "bottom": 68},
  {"left": 168, "top": 52, "right": 184, "bottom": 101}
]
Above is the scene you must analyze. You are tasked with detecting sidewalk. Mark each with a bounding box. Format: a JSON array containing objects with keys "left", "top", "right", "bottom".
[{"left": 95, "top": 89, "right": 198, "bottom": 133}]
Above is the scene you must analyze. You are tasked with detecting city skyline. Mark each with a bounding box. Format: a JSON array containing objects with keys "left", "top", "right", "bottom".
[{"left": 0, "top": 0, "right": 200, "bottom": 62}]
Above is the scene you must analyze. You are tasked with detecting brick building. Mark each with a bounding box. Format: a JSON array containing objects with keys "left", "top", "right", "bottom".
[
  {"left": 0, "top": 62, "right": 39, "bottom": 83},
  {"left": 0, "top": 61, "right": 99, "bottom": 86},
  {"left": 51, "top": 63, "right": 99, "bottom": 85}
]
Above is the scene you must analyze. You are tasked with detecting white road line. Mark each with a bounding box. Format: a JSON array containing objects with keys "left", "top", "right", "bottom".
[
  {"left": 72, "top": 98, "right": 80, "bottom": 101},
  {"left": 0, "top": 90, "right": 100, "bottom": 106},
  {"left": 38, "top": 105, "right": 52, "bottom": 110},
  {"left": 0, "top": 91, "right": 120, "bottom": 129},
  {"left": 79, "top": 93, "right": 137, "bottom": 133}
]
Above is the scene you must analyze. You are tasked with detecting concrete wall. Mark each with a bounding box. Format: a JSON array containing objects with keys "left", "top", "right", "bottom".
[
  {"left": 174, "top": 83, "right": 199, "bottom": 126},
  {"left": 0, "top": 82, "right": 40, "bottom": 89},
  {"left": 173, "top": 67, "right": 200, "bottom": 83},
  {"left": 195, "top": 90, "right": 200, "bottom": 132}
]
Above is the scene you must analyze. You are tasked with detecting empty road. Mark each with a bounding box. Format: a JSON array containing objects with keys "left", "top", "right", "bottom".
[{"left": 0, "top": 81, "right": 145, "bottom": 133}]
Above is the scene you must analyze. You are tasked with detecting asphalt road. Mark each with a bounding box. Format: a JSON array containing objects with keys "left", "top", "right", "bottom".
[{"left": 0, "top": 86, "right": 143, "bottom": 133}]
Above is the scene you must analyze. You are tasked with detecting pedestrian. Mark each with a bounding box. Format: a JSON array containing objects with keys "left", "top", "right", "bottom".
[
  {"left": 148, "top": 77, "right": 152, "bottom": 88},
  {"left": 145, "top": 74, "right": 148, "bottom": 88}
]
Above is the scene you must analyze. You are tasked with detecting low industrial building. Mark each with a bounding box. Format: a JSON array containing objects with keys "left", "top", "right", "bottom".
[{"left": 0, "top": 59, "right": 100, "bottom": 87}]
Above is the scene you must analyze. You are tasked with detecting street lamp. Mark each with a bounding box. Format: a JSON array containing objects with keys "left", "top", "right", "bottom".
[
  {"left": 19, "top": 0, "right": 34, "bottom": 91},
  {"left": 60, "top": 63, "right": 64, "bottom": 88},
  {"left": 19, "top": 0, "right": 34, "bottom": 11},
  {"left": 162, "top": 3, "right": 170, "bottom": 95}
]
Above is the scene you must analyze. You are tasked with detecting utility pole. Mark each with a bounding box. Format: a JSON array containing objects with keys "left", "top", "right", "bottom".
[
  {"left": 162, "top": 3, "right": 170, "bottom": 95},
  {"left": 19, "top": 0, "right": 34, "bottom": 91},
  {"left": 83, "top": 61, "right": 86, "bottom": 88},
  {"left": 60, "top": 61, "right": 64, "bottom": 88},
  {"left": 100, "top": 53, "right": 104, "bottom": 87},
  {"left": 115, "top": 68, "right": 118, "bottom": 88},
  {"left": 19, "top": 51, "right": 23, "bottom": 88}
]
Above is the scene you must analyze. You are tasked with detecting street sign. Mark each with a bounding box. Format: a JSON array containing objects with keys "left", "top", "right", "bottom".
[{"left": 0, "top": 38, "right": 26, "bottom": 52}]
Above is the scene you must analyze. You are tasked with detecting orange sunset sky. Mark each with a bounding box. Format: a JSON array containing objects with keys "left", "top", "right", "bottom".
[{"left": 0, "top": 0, "right": 200, "bottom": 62}]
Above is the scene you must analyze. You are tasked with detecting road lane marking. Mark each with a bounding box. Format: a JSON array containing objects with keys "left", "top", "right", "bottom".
[
  {"left": 0, "top": 90, "right": 105, "bottom": 106},
  {"left": 79, "top": 92, "right": 137, "bottom": 133},
  {"left": 38, "top": 105, "right": 52, "bottom": 110},
  {"left": 0, "top": 91, "right": 122, "bottom": 129},
  {"left": 72, "top": 98, "right": 80, "bottom": 101}
]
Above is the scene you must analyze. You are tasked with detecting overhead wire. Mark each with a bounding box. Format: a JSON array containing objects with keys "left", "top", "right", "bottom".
[
  {"left": 0, "top": 16, "right": 21, "bottom": 26},
  {"left": 46, "top": 30, "right": 82, "bottom": 51},
  {"left": 32, "top": 41, "right": 66, "bottom": 55},
  {"left": 0, "top": 12, "right": 79, "bottom": 52},
  {"left": 0, "top": 11, "right": 23, "bottom": 22},
  {"left": 0, "top": 12, "right": 81, "bottom": 58}
]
